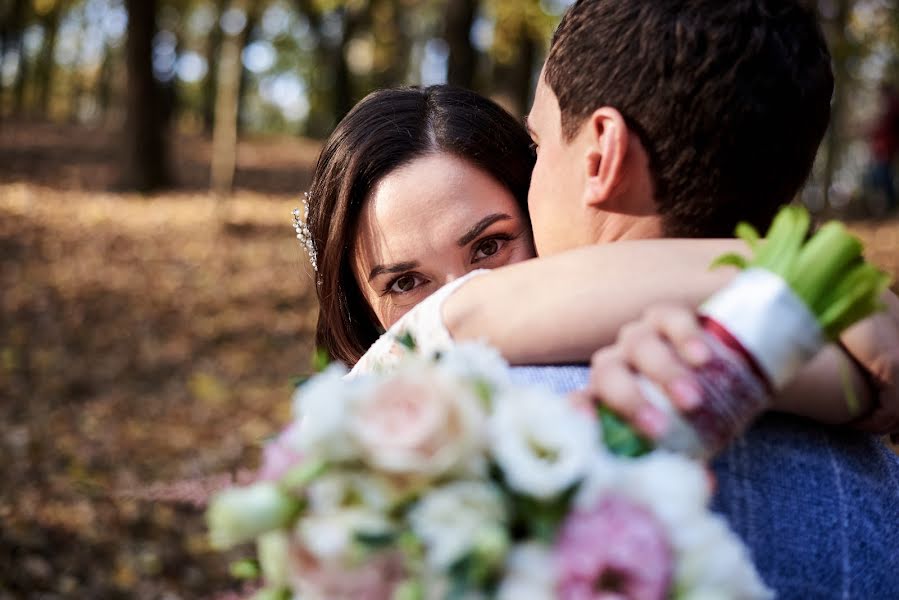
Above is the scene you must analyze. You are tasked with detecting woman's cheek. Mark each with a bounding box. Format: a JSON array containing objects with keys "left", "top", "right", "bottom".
[
  {"left": 382, "top": 305, "right": 411, "bottom": 329},
  {"left": 377, "top": 294, "right": 426, "bottom": 329}
]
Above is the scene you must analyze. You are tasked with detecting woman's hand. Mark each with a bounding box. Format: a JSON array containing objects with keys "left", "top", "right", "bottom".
[
  {"left": 838, "top": 291, "right": 899, "bottom": 438},
  {"left": 585, "top": 299, "right": 899, "bottom": 440},
  {"left": 584, "top": 304, "right": 711, "bottom": 439}
]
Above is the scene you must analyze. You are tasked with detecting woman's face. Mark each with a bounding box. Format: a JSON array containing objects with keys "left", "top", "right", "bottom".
[{"left": 353, "top": 152, "right": 535, "bottom": 329}]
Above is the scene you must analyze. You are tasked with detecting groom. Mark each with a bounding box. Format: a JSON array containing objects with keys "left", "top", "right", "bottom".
[{"left": 515, "top": 0, "right": 899, "bottom": 596}]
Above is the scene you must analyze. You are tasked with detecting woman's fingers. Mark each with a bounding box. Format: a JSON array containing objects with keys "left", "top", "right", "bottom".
[
  {"left": 617, "top": 318, "right": 703, "bottom": 411},
  {"left": 590, "top": 347, "right": 669, "bottom": 438},
  {"left": 586, "top": 303, "right": 714, "bottom": 437},
  {"left": 643, "top": 304, "right": 712, "bottom": 367}
]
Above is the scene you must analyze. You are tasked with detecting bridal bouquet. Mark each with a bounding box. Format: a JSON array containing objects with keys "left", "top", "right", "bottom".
[{"left": 208, "top": 343, "right": 772, "bottom": 600}]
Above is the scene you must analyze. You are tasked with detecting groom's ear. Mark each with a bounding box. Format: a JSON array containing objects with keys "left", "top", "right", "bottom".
[{"left": 582, "top": 107, "right": 629, "bottom": 208}]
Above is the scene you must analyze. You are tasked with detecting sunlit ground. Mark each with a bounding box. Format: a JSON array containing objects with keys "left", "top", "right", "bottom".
[
  {"left": 1, "top": 121, "right": 323, "bottom": 598},
  {"left": 1, "top": 123, "right": 898, "bottom": 599}
]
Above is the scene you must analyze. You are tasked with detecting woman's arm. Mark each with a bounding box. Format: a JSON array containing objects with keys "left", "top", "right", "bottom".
[
  {"left": 775, "top": 345, "right": 873, "bottom": 424},
  {"left": 443, "top": 239, "right": 740, "bottom": 364},
  {"left": 442, "top": 239, "right": 898, "bottom": 430},
  {"left": 583, "top": 301, "right": 898, "bottom": 436}
]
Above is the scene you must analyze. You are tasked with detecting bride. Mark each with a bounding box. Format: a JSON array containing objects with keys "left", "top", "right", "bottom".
[{"left": 297, "top": 84, "right": 897, "bottom": 435}]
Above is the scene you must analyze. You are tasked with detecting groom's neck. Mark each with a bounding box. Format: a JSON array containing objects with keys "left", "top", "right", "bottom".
[{"left": 588, "top": 212, "right": 665, "bottom": 244}]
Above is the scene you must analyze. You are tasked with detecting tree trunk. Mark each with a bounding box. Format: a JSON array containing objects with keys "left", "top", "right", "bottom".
[
  {"left": 69, "top": 6, "right": 91, "bottom": 123},
  {"left": 372, "top": 0, "right": 411, "bottom": 89},
  {"left": 236, "top": 5, "right": 260, "bottom": 134},
  {"left": 510, "top": 30, "right": 537, "bottom": 115},
  {"left": 10, "top": 0, "right": 30, "bottom": 116},
  {"left": 121, "top": 0, "right": 170, "bottom": 192},
  {"left": 95, "top": 41, "right": 115, "bottom": 121},
  {"left": 444, "top": 0, "right": 478, "bottom": 89},
  {"left": 294, "top": 0, "right": 331, "bottom": 137},
  {"left": 34, "top": 5, "right": 61, "bottom": 117},
  {"left": 0, "top": 23, "right": 5, "bottom": 120},
  {"left": 492, "top": 21, "right": 537, "bottom": 116},
  {"left": 202, "top": 0, "right": 228, "bottom": 135},
  {"left": 12, "top": 34, "right": 29, "bottom": 115},
  {"left": 210, "top": 1, "right": 247, "bottom": 197},
  {"left": 333, "top": 5, "right": 367, "bottom": 122},
  {"left": 820, "top": 0, "right": 851, "bottom": 210}
]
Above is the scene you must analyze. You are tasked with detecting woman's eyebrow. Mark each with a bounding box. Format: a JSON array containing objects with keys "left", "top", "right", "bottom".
[
  {"left": 457, "top": 213, "right": 513, "bottom": 247},
  {"left": 368, "top": 260, "right": 419, "bottom": 282}
]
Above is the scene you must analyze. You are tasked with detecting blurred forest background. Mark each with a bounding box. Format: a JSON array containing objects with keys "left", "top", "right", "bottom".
[{"left": 1, "top": 0, "right": 899, "bottom": 598}]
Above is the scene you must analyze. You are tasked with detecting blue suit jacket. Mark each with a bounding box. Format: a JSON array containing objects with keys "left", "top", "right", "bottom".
[{"left": 512, "top": 365, "right": 899, "bottom": 599}]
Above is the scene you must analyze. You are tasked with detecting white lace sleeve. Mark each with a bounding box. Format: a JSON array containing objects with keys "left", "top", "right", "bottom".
[{"left": 348, "top": 269, "right": 491, "bottom": 377}]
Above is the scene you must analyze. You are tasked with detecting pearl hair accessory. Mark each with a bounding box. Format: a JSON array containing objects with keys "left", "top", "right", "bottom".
[{"left": 292, "top": 193, "right": 317, "bottom": 272}]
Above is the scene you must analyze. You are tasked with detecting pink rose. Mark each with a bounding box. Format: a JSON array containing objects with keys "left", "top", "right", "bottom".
[
  {"left": 348, "top": 371, "right": 484, "bottom": 478},
  {"left": 554, "top": 495, "right": 673, "bottom": 600},
  {"left": 257, "top": 421, "right": 304, "bottom": 482},
  {"left": 288, "top": 543, "right": 405, "bottom": 600}
]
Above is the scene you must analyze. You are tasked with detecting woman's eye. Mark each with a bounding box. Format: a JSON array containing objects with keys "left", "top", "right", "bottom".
[
  {"left": 389, "top": 274, "right": 421, "bottom": 294},
  {"left": 473, "top": 237, "right": 503, "bottom": 261}
]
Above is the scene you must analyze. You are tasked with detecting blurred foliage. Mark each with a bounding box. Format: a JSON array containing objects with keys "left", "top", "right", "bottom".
[
  {"left": 1, "top": 0, "right": 898, "bottom": 201},
  {"left": 0, "top": 0, "right": 569, "bottom": 135}
]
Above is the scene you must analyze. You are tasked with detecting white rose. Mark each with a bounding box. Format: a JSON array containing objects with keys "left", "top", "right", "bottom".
[
  {"left": 490, "top": 389, "right": 601, "bottom": 499},
  {"left": 293, "top": 364, "right": 359, "bottom": 462},
  {"left": 573, "top": 454, "right": 622, "bottom": 511},
  {"left": 612, "top": 451, "right": 711, "bottom": 531},
  {"left": 297, "top": 507, "right": 393, "bottom": 561},
  {"left": 675, "top": 514, "right": 773, "bottom": 600},
  {"left": 206, "top": 482, "right": 300, "bottom": 550},
  {"left": 348, "top": 368, "right": 487, "bottom": 479},
  {"left": 436, "top": 341, "right": 512, "bottom": 390},
  {"left": 408, "top": 481, "right": 507, "bottom": 570},
  {"left": 305, "top": 471, "right": 404, "bottom": 515},
  {"left": 496, "top": 542, "right": 556, "bottom": 600}
]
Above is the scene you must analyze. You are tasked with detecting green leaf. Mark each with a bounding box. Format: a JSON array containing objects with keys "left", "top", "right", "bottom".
[
  {"left": 392, "top": 579, "right": 425, "bottom": 600},
  {"left": 280, "top": 459, "right": 328, "bottom": 489},
  {"left": 472, "top": 378, "right": 494, "bottom": 408},
  {"left": 506, "top": 483, "right": 579, "bottom": 543},
  {"left": 710, "top": 252, "right": 749, "bottom": 271},
  {"left": 396, "top": 331, "right": 417, "bottom": 351},
  {"left": 312, "top": 347, "right": 331, "bottom": 372},
  {"left": 229, "top": 558, "right": 260, "bottom": 580},
  {"left": 735, "top": 222, "right": 761, "bottom": 249},
  {"left": 289, "top": 374, "right": 309, "bottom": 389},
  {"left": 355, "top": 530, "right": 397, "bottom": 549},
  {"left": 252, "top": 587, "right": 291, "bottom": 600},
  {"left": 598, "top": 406, "right": 652, "bottom": 457},
  {"left": 398, "top": 530, "right": 425, "bottom": 563}
]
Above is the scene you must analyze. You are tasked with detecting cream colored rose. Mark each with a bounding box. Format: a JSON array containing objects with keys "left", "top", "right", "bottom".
[{"left": 348, "top": 369, "right": 487, "bottom": 479}]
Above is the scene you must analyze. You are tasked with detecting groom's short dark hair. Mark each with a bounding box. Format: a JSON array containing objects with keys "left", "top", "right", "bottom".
[{"left": 545, "top": 0, "right": 833, "bottom": 237}]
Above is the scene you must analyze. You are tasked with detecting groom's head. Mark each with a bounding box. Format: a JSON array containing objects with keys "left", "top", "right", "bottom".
[{"left": 526, "top": 0, "right": 833, "bottom": 255}]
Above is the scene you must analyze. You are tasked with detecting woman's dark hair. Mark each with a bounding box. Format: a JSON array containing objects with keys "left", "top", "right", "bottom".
[{"left": 306, "top": 85, "right": 536, "bottom": 366}]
